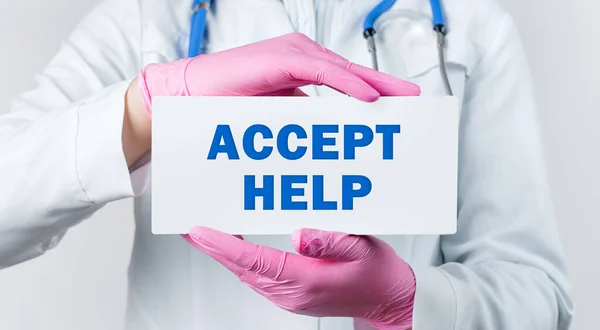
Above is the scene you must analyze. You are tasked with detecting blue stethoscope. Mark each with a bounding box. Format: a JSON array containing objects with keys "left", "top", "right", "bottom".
[{"left": 188, "top": 0, "right": 453, "bottom": 95}]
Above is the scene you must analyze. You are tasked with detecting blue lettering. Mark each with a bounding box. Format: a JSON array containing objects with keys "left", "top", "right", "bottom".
[
  {"left": 277, "top": 125, "right": 307, "bottom": 160},
  {"left": 376, "top": 125, "right": 401, "bottom": 160},
  {"left": 342, "top": 175, "right": 372, "bottom": 210},
  {"left": 243, "top": 124, "right": 273, "bottom": 160},
  {"left": 244, "top": 175, "right": 274, "bottom": 210},
  {"left": 312, "top": 175, "right": 337, "bottom": 210},
  {"left": 281, "top": 175, "right": 308, "bottom": 210},
  {"left": 207, "top": 125, "right": 239, "bottom": 160},
  {"left": 344, "top": 125, "right": 373, "bottom": 160},
  {"left": 312, "top": 125, "right": 338, "bottom": 160}
]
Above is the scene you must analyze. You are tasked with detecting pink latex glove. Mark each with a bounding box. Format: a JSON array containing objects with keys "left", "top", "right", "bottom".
[
  {"left": 184, "top": 227, "right": 416, "bottom": 330},
  {"left": 137, "top": 32, "right": 421, "bottom": 115}
]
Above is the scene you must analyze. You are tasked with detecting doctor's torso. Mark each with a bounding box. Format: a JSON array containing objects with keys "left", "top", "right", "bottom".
[{"left": 127, "top": 0, "right": 479, "bottom": 329}]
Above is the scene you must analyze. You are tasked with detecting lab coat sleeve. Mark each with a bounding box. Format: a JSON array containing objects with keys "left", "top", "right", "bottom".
[
  {"left": 410, "top": 13, "right": 574, "bottom": 330},
  {"left": 0, "top": 0, "right": 146, "bottom": 269}
]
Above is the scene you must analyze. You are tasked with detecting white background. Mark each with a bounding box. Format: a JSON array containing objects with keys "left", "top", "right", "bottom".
[{"left": 0, "top": 0, "right": 598, "bottom": 329}]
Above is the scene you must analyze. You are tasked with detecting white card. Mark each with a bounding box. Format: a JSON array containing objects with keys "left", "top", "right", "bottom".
[{"left": 151, "top": 96, "right": 459, "bottom": 235}]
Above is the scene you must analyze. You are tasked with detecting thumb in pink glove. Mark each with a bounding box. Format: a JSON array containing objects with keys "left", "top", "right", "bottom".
[
  {"left": 137, "top": 32, "right": 421, "bottom": 115},
  {"left": 184, "top": 227, "right": 416, "bottom": 330}
]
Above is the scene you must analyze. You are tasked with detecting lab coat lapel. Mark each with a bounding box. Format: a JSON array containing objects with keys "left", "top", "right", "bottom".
[
  {"left": 205, "top": 0, "right": 296, "bottom": 53},
  {"left": 140, "top": 0, "right": 192, "bottom": 64},
  {"left": 140, "top": 0, "right": 296, "bottom": 64}
]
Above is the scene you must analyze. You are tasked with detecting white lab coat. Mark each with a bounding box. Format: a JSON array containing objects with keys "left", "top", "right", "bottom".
[{"left": 0, "top": 0, "right": 574, "bottom": 329}]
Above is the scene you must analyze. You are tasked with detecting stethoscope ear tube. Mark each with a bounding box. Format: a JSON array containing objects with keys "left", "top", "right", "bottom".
[
  {"left": 362, "top": 0, "right": 397, "bottom": 72},
  {"left": 188, "top": 0, "right": 211, "bottom": 58},
  {"left": 429, "top": 0, "right": 446, "bottom": 28},
  {"left": 363, "top": 28, "right": 379, "bottom": 71},
  {"left": 430, "top": 0, "right": 453, "bottom": 95},
  {"left": 362, "top": 0, "right": 454, "bottom": 96},
  {"left": 435, "top": 27, "right": 453, "bottom": 96}
]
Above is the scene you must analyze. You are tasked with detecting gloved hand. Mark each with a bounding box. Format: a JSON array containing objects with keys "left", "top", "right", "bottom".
[
  {"left": 137, "top": 32, "right": 421, "bottom": 115},
  {"left": 184, "top": 227, "right": 416, "bottom": 330}
]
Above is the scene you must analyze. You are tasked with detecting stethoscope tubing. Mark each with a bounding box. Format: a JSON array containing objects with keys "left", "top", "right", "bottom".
[
  {"left": 188, "top": 0, "right": 453, "bottom": 95},
  {"left": 188, "top": 0, "right": 211, "bottom": 58}
]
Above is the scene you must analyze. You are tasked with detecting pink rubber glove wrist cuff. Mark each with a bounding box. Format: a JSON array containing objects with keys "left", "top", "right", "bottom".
[
  {"left": 137, "top": 57, "right": 196, "bottom": 116},
  {"left": 137, "top": 70, "right": 154, "bottom": 116}
]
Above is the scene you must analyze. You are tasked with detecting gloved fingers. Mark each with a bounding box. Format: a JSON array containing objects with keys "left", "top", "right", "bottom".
[
  {"left": 186, "top": 226, "right": 301, "bottom": 281},
  {"left": 349, "top": 64, "right": 421, "bottom": 97},
  {"left": 282, "top": 54, "right": 380, "bottom": 102},
  {"left": 183, "top": 233, "right": 248, "bottom": 277},
  {"left": 291, "top": 228, "right": 375, "bottom": 262},
  {"left": 304, "top": 44, "right": 421, "bottom": 97}
]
